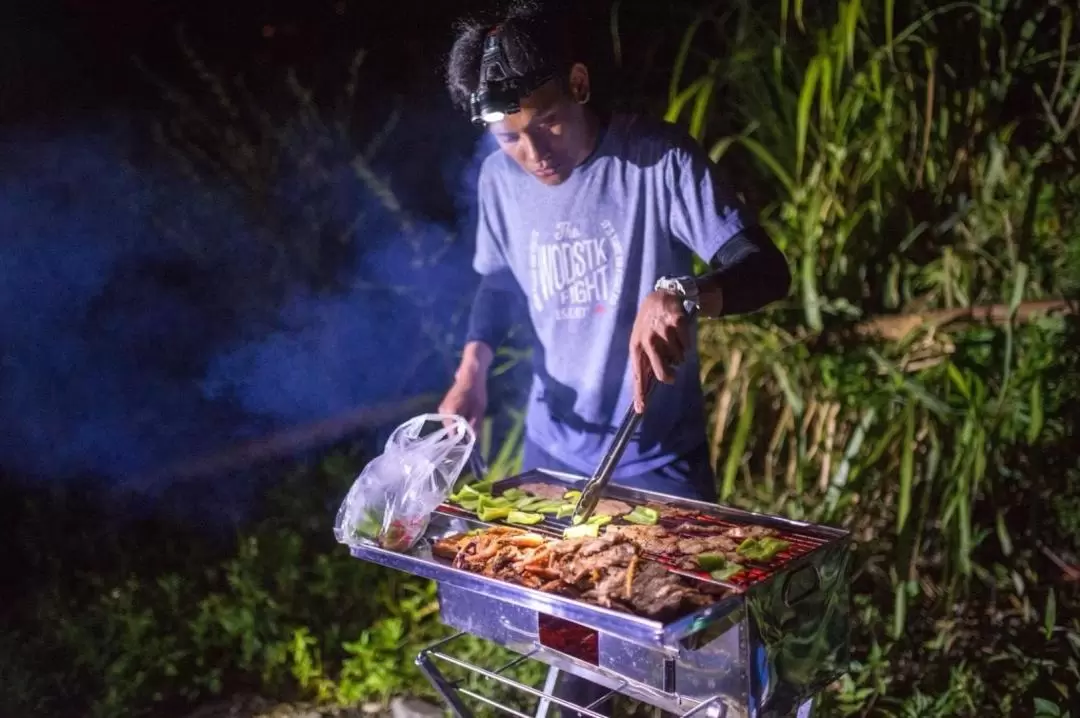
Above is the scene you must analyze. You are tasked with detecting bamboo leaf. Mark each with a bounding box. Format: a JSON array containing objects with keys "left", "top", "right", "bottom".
[
  {"left": 885, "top": 0, "right": 894, "bottom": 60},
  {"left": 996, "top": 509, "right": 1013, "bottom": 557},
  {"left": 796, "top": 55, "right": 823, "bottom": 179},
  {"left": 772, "top": 363, "right": 805, "bottom": 417},
  {"left": 891, "top": 581, "right": 906, "bottom": 639},
  {"left": 844, "top": 0, "right": 861, "bottom": 69},
  {"left": 736, "top": 136, "right": 796, "bottom": 195},
  {"left": 1045, "top": 589, "right": 1057, "bottom": 640},
  {"left": 708, "top": 136, "right": 737, "bottom": 163},
  {"left": 946, "top": 363, "right": 971, "bottom": 402},
  {"left": 897, "top": 402, "right": 915, "bottom": 535},
  {"left": 819, "top": 55, "right": 834, "bottom": 129},
  {"left": 721, "top": 384, "right": 757, "bottom": 500},
  {"left": 669, "top": 13, "right": 705, "bottom": 106},
  {"left": 1028, "top": 377, "right": 1044, "bottom": 444},
  {"left": 689, "top": 65, "right": 718, "bottom": 141},
  {"left": 665, "top": 78, "right": 710, "bottom": 125}
]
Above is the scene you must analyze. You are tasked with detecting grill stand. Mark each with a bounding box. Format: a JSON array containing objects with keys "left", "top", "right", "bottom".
[{"left": 416, "top": 633, "right": 815, "bottom": 718}]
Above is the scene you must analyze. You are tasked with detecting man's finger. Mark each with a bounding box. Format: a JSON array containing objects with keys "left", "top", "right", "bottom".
[
  {"left": 662, "top": 323, "right": 685, "bottom": 364},
  {"left": 630, "top": 345, "right": 646, "bottom": 413},
  {"left": 645, "top": 341, "right": 673, "bottom": 385},
  {"left": 648, "top": 334, "right": 679, "bottom": 380}
]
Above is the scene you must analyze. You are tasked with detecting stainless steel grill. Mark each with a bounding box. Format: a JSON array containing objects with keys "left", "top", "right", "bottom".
[{"left": 347, "top": 468, "right": 852, "bottom": 718}]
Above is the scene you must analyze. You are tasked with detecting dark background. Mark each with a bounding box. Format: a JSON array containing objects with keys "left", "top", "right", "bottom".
[{"left": 3, "top": 0, "right": 656, "bottom": 505}]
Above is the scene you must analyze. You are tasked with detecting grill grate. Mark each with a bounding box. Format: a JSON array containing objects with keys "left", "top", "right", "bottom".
[
  {"left": 436, "top": 500, "right": 830, "bottom": 592},
  {"left": 652, "top": 513, "right": 830, "bottom": 589}
]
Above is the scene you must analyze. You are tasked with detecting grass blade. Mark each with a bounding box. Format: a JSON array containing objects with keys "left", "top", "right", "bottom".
[
  {"left": 735, "top": 135, "right": 796, "bottom": 194},
  {"left": 796, "top": 55, "right": 823, "bottom": 179},
  {"left": 721, "top": 385, "right": 757, "bottom": 500},
  {"left": 1028, "top": 377, "right": 1044, "bottom": 444},
  {"left": 1045, "top": 588, "right": 1057, "bottom": 639},
  {"left": 897, "top": 401, "right": 915, "bottom": 535}
]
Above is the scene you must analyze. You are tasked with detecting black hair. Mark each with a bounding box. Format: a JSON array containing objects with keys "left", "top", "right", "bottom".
[{"left": 444, "top": 1, "right": 589, "bottom": 114}]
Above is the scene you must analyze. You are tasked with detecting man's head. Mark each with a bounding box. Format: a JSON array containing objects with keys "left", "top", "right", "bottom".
[{"left": 446, "top": 2, "right": 598, "bottom": 186}]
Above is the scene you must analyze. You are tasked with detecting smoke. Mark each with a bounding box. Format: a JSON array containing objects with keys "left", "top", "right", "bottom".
[{"left": 0, "top": 107, "right": 500, "bottom": 490}]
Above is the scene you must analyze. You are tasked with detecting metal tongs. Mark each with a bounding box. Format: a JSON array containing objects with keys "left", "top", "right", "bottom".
[{"left": 570, "top": 376, "right": 657, "bottom": 525}]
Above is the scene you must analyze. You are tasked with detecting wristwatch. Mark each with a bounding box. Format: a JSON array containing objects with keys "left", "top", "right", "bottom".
[{"left": 654, "top": 275, "right": 701, "bottom": 317}]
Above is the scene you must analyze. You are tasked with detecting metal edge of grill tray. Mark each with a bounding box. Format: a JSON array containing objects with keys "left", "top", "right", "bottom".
[{"left": 346, "top": 469, "right": 853, "bottom": 718}]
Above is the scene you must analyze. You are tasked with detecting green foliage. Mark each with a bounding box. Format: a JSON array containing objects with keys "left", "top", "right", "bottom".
[
  {"left": 648, "top": 0, "right": 1080, "bottom": 714},
  {"left": 0, "top": 453, "right": 544, "bottom": 717}
]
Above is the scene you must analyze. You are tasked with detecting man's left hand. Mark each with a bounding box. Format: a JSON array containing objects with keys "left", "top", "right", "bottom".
[{"left": 629, "top": 289, "right": 691, "bottom": 413}]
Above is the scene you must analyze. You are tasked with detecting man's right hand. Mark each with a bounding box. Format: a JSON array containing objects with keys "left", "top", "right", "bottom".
[{"left": 438, "top": 341, "right": 494, "bottom": 429}]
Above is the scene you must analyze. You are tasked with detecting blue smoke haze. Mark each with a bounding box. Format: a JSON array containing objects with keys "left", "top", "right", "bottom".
[{"left": 0, "top": 110, "right": 505, "bottom": 490}]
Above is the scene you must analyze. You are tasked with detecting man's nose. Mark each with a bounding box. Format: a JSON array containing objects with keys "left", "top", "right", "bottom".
[{"left": 520, "top": 130, "right": 550, "bottom": 163}]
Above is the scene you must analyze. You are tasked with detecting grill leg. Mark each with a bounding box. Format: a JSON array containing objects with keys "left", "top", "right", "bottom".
[
  {"left": 533, "top": 667, "right": 560, "bottom": 718},
  {"left": 416, "top": 647, "right": 474, "bottom": 718}
]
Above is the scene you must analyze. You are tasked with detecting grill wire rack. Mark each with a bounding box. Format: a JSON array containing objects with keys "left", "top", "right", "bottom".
[{"left": 415, "top": 632, "right": 816, "bottom": 718}]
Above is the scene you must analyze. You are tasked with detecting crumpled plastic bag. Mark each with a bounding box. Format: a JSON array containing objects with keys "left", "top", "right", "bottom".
[{"left": 334, "top": 413, "right": 475, "bottom": 552}]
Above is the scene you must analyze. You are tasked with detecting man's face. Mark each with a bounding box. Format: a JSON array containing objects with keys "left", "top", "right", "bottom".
[{"left": 487, "top": 72, "right": 594, "bottom": 187}]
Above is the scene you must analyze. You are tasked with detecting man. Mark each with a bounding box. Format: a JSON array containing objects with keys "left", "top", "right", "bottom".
[{"left": 439, "top": 3, "right": 791, "bottom": 714}]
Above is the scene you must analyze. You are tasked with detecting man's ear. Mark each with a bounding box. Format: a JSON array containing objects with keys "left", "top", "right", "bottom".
[{"left": 568, "top": 63, "right": 591, "bottom": 104}]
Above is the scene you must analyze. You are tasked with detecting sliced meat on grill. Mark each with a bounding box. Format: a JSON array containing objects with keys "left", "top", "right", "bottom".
[
  {"left": 595, "top": 499, "right": 633, "bottom": 517},
  {"left": 433, "top": 527, "right": 724, "bottom": 621},
  {"left": 725, "top": 524, "right": 776, "bottom": 540},
  {"left": 517, "top": 482, "right": 569, "bottom": 500},
  {"left": 671, "top": 523, "right": 729, "bottom": 535},
  {"left": 584, "top": 560, "right": 713, "bottom": 621},
  {"left": 605, "top": 525, "right": 681, "bottom": 555},
  {"left": 650, "top": 504, "right": 695, "bottom": 520},
  {"left": 676, "top": 535, "right": 741, "bottom": 556}
]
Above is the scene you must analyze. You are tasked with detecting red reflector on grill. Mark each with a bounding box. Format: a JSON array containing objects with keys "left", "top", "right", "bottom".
[{"left": 538, "top": 614, "right": 599, "bottom": 665}]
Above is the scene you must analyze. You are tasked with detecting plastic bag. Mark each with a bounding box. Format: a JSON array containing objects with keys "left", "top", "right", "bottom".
[{"left": 334, "top": 413, "right": 476, "bottom": 552}]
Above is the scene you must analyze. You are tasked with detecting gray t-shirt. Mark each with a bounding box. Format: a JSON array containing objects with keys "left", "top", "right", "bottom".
[{"left": 474, "top": 114, "right": 751, "bottom": 480}]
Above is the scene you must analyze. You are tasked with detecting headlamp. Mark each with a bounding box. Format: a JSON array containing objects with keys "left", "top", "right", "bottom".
[{"left": 469, "top": 29, "right": 552, "bottom": 127}]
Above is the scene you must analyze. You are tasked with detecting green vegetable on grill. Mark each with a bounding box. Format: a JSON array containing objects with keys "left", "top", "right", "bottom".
[
  {"left": 467, "top": 479, "right": 496, "bottom": 494},
  {"left": 563, "top": 523, "right": 601, "bottom": 539},
  {"left": 696, "top": 552, "right": 744, "bottom": 581},
  {"left": 563, "top": 490, "right": 582, "bottom": 501},
  {"left": 479, "top": 495, "right": 512, "bottom": 509},
  {"left": 506, "top": 511, "right": 545, "bottom": 526},
  {"left": 586, "top": 514, "right": 612, "bottom": 527},
  {"left": 555, "top": 504, "right": 576, "bottom": 520},
  {"left": 513, "top": 496, "right": 549, "bottom": 511},
  {"left": 710, "top": 565, "right": 744, "bottom": 581},
  {"left": 736, "top": 536, "right": 791, "bottom": 562},
  {"left": 478, "top": 505, "right": 513, "bottom": 522},
  {"left": 623, "top": 506, "right": 659, "bottom": 525},
  {"left": 456, "top": 498, "right": 480, "bottom": 512},
  {"left": 501, "top": 488, "right": 526, "bottom": 501}
]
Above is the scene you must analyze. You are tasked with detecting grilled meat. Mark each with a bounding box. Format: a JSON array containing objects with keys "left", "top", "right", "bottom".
[
  {"left": 517, "top": 482, "right": 568, "bottom": 500},
  {"left": 606, "top": 525, "right": 681, "bottom": 554},
  {"left": 594, "top": 499, "right": 633, "bottom": 517},
  {"left": 605, "top": 522, "right": 778, "bottom": 565},
  {"left": 434, "top": 528, "right": 721, "bottom": 620}
]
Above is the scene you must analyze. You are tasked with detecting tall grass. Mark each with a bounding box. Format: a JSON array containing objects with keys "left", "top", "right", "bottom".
[{"left": 649, "top": 0, "right": 1080, "bottom": 713}]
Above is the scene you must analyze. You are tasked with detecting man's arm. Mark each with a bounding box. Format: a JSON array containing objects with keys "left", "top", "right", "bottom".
[
  {"left": 460, "top": 268, "right": 521, "bottom": 378},
  {"left": 695, "top": 225, "right": 791, "bottom": 318}
]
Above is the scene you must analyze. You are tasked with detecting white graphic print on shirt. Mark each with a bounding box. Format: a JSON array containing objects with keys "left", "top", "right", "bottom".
[{"left": 528, "top": 219, "right": 625, "bottom": 321}]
